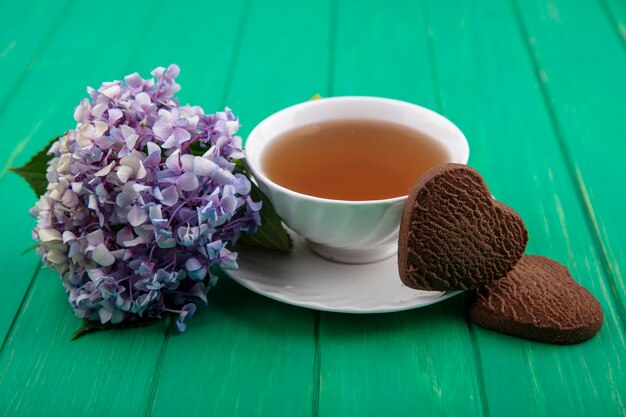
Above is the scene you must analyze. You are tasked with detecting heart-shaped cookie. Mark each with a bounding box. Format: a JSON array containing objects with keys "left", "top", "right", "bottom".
[
  {"left": 398, "top": 163, "right": 527, "bottom": 291},
  {"left": 468, "top": 255, "right": 603, "bottom": 344}
]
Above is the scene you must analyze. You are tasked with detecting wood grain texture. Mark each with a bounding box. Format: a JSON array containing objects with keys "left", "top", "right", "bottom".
[
  {"left": 514, "top": 0, "right": 626, "bottom": 329},
  {"left": 0, "top": 0, "right": 162, "bottom": 345},
  {"left": 0, "top": 176, "right": 40, "bottom": 342},
  {"left": 226, "top": 0, "right": 332, "bottom": 139},
  {"left": 426, "top": 0, "right": 626, "bottom": 415},
  {"left": 599, "top": 0, "right": 626, "bottom": 46},
  {"left": 0, "top": 0, "right": 79, "bottom": 341},
  {"left": 0, "top": 0, "right": 624, "bottom": 416},
  {"left": 150, "top": 278, "right": 318, "bottom": 417},
  {"left": 146, "top": 1, "right": 330, "bottom": 415},
  {"left": 318, "top": 304, "right": 485, "bottom": 417},
  {"left": 0, "top": 268, "right": 169, "bottom": 417},
  {"left": 0, "top": 1, "right": 171, "bottom": 415},
  {"left": 0, "top": 0, "right": 73, "bottom": 109},
  {"left": 318, "top": 1, "right": 484, "bottom": 416}
]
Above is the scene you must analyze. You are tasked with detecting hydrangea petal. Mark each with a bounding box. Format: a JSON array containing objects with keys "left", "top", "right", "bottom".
[
  {"left": 128, "top": 204, "right": 148, "bottom": 227},
  {"left": 98, "top": 307, "right": 113, "bottom": 324},
  {"left": 191, "top": 282, "right": 208, "bottom": 304},
  {"left": 91, "top": 103, "right": 107, "bottom": 117},
  {"left": 124, "top": 73, "right": 142, "bottom": 89},
  {"left": 177, "top": 172, "right": 199, "bottom": 192},
  {"left": 221, "top": 195, "right": 238, "bottom": 214},
  {"left": 233, "top": 173, "right": 252, "bottom": 194},
  {"left": 47, "top": 249, "right": 67, "bottom": 264},
  {"left": 165, "top": 150, "right": 181, "bottom": 171},
  {"left": 117, "top": 165, "right": 134, "bottom": 183},
  {"left": 74, "top": 99, "right": 91, "bottom": 122},
  {"left": 38, "top": 228, "right": 62, "bottom": 242},
  {"left": 176, "top": 303, "right": 196, "bottom": 332},
  {"left": 173, "top": 127, "right": 191, "bottom": 144},
  {"left": 185, "top": 257, "right": 200, "bottom": 270},
  {"left": 193, "top": 157, "right": 218, "bottom": 177},
  {"left": 135, "top": 91, "right": 151, "bottom": 106},
  {"left": 94, "top": 161, "right": 115, "bottom": 177},
  {"left": 137, "top": 162, "right": 147, "bottom": 180},
  {"left": 61, "top": 189, "right": 79, "bottom": 207},
  {"left": 166, "top": 64, "right": 180, "bottom": 78},
  {"left": 94, "top": 121, "right": 109, "bottom": 137},
  {"left": 108, "top": 108, "right": 123, "bottom": 124},
  {"left": 76, "top": 123, "right": 95, "bottom": 147},
  {"left": 86, "top": 229, "right": 104, "bottom": 246},
  {"left": 92, "top": 244, "right": 115, "bottom": 267},
  {"left": 30, "top": 65, "right": 262, "bottom": 333},
  {"left": 116, "top": 226, "right": 134, "bottom": 247},
  {"left": 180, "top": 154, "right": 194, "bottom": 172},
  {"left": 148, "top": 204, "right": 164, "bottom": 222},
  {"left": 101, "top": 84, "right": 121, "bottom": 99},
  {"left": 212, "top": 167, "right": 235, "bottom": 185},
  {"left": 62, "top": 231, "right": 77, "bottom": 243},
  {"left": 188, "top": 266, "right": 207, "bottom": 281},
  {"left": 153, "top": 118, "right": 171, "bottom": 141},
  {"left": 155, "top": 185, "right": 178, "bottom": 207}
]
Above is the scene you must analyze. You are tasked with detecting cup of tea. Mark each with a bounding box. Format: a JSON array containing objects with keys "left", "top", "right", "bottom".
[{"left": 244, "top": 96, "right": 469, "bottom": 264}]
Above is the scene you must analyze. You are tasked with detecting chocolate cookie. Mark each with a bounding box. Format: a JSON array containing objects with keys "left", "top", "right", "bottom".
[
  {"left": 398, "top": 163, "right": 527, "bottom": 291},
  {"left": 468, "top": 255, "right": 603, "bottom": 344}
]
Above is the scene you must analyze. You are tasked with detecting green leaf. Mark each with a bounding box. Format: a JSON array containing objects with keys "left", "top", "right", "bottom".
[
  {"left": 189, "top": 140, "right": 206, "bottom": 157},
  {"left": 9, "top": 136, "right": 62, "bottom": 196},
  {"left": 21, "top": 243, "right": 38, "bottom": 255},
  {"left": 71, "top": 316, "right": 162, "bottom": 341},
  {"left": 233, "top": 160, "right": 292, "bottom": 253},
  {"left": 239, "top": 178, "right": 293, "bottom": 253},
  {"left": 188, "top": 92, "right": 320, "bottom": 252}
]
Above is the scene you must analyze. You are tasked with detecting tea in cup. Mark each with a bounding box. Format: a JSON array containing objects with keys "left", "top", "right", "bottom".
[{"left": 244, "top": 97, "right": 469, "bottom": 263}]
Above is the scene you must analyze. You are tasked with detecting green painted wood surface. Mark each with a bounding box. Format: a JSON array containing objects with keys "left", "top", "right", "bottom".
[
  {"left": 0, "top": 1, "right": 625, "bottom": 416},
  {"left": 0, "top": 0, "right": 162, "bottom": 343},
  {"left": 426, "top": 1, "right": 626, "bottom": 416},
  {"left": 0, "top": 1, "right": 170, "bottom": 415},
  {"left": 600, "top": 0, "right": 626, "bottom": 45},
  {"left": 0, "top": 0, "right": 73, "bottom": 108},
  {"left": 515, "top": 0, "right": 626, "bottom": 325},
  {"left": 147, "top": 1, "right": 327, "bottom": 415},
  {"left": 317, "top": 1, "right": 483, "bottom": 416}
]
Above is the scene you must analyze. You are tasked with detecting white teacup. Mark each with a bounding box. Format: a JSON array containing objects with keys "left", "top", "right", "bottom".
[{"left": 244, "top": 96, "right": 469, "bottom": 264}]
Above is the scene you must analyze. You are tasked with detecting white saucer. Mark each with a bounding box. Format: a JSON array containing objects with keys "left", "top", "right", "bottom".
[{"left": 225, "top": 230, "right": 460, "bottom": 313}]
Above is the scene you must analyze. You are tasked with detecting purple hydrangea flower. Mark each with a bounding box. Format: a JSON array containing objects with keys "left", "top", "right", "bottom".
[{"left": 30, "top": 65, "right": 261, "bottom": 330}]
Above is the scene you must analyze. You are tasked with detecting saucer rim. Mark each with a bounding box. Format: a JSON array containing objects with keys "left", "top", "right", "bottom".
[
  {"left": 224, "top": 228, "right": 462, "bottom": 313},
  {"left": 223, "top": 269, "right": 462, "bottom": 314}
]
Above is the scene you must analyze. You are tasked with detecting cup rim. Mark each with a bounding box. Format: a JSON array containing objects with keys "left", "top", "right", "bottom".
[{"left": 244, "top": 96, "right": 470, "bottom": 205}]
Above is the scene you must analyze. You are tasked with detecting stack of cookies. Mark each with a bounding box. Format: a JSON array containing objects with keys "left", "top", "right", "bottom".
[{"left": 398, "top": 164, "right": 603, "bottom": 344}]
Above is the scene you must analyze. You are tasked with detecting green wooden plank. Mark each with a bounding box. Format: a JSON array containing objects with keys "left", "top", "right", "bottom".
[
  {"left": 332, "top": 0, "right": 436, "bottom": 103},
  {"left": 514, "top": 0, "right": 626, "bottom": 326},
  {"left": 0, "top": 0, "right": 162, "bottom": 344},
  {"left": 0, "top": 268, "right": 169, "bottom": 417},
  {"left": 0, "top": 1, "right": 175, "bottom": 416},
  {"left": 226, "top": 0, "right": 332, "bottom": 139},
  {"left": 0, "top": 0, "right": 203, "bottom": 350},
  {"left": 599, "top": 0, "right": 626, "bottom": 45},
  {"left": 318, "top": 302, "right": 485, "bottom": 417},
  {"left": 0, "top": 177, "right": 40, "bottom": 341},
  {"left": 317, "top": 1, "right": 484, "bottom": 416},
  {"left": 426, "top": 0, "right": 626, "bottom": 415},
  {"left": 144, "top": 1, "right": 329, "bottom": 416},
  {"left": 151, "top": 279, "right": 318, "bottom": 417},
  {"left": 0, "top": 0, "right": 73, "bottom": 109}
]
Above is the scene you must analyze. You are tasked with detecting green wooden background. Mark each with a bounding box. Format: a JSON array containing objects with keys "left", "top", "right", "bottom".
[{"left": 0, "top": 0, "right": 625, "bottom": 416}]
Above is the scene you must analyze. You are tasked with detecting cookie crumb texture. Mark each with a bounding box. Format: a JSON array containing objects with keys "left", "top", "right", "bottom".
[
  {"left": 399, "top": 164, "right": 528, "bottom": 291},
  {"left": 468, "top": 255, "right": 604, "bottom": 344}
]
